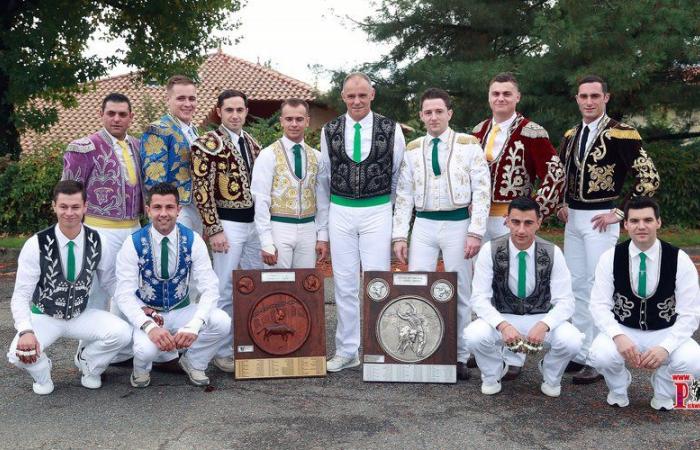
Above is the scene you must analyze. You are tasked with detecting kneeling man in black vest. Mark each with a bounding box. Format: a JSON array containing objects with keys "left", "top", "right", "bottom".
[
  {"left": 114, "top": 182, "right": 231, "bottom": 387},
  {"left": 465, "top": 196, "right": 583, "bottom": 396},
  {"left": 589, "top": 196, "right": 700, "bottom": 410}
]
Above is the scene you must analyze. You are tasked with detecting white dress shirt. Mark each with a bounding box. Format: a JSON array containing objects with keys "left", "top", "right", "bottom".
[
  {"left": 589, "top": 239, "right": 700, "bottom": 353},
  {"left": 470, "top": 238, "right": 575, "bottom": 331},
  {"left": 11, "top": 225, "right": 114, "bottom": 332},
  {"left": 580, "top": 113, "right": 605, "bottom": 154},
  {"left": 422, "top": 128, "right": 457, "bottom": 210},
  {"left": 251, "top": 135, "right": 330, "bottom": 250},
  {"left": 320, "top": 111, "right": 406, "bottom": 196},
  {"left": 485, "top": 113, "right": 517, "bottom": 160},
  {"left": 114, "top": 224, "right": 220, "bottom": 334}
]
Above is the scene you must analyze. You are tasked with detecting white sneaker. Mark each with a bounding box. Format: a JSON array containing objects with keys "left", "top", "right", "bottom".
[
  {"left": 326, "top": 354, "right": 360, "bottom": 372},
  {"left": 74, "top": 347, "right": 101, "bottom": 389},
  {"left": 481, "top": 362, "right": 509, "bottom": 395},
  {"left": 178, "top": 355, "right": 210, "bottom": 386},
  {"left": 130, "top": 371, "right": 151, "bottom": 388},
  {"left": 540, "top": 382, "right": 561, "bottom": 398},
  {"left": 213, "top": 356, "right": 235, "bottom": 373},
  {"left": 32, "top": 380, "right": 54, "bottom": 395},
  {"left": 650, "top": 395, "right": 674, "bottom": 411},
  {"left": 607, "top": 391, "right": 630, "bottom": 408}
]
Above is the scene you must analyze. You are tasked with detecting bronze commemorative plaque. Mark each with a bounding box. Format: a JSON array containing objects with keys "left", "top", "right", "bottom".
[
  {"left": 233, "top": 269, "right": 326, "bottom": 379},
  {"left": 362, "top": 271, "right": 457, "bottom": 383}
]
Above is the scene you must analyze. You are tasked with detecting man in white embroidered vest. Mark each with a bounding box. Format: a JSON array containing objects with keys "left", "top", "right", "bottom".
[
  {"left": 190, "top": 89, "right": 263, "bottom": 373},
  {"left": 251, "top": 98, "right": 330, "bottom": 268},
  {"left": 465, "top": 196, "right": 583, "bottom": 397},
  {"left": 589, "top": 196, "right": 700, "bottom": 410},
  {"left": 114, "top": 183, "right": 231, "bottom": 387},
  {"left": 393, "top": 87, "right": 491, "bottom": 380},
  {"left": 320, "top": 72, "right": 406, "bottom": 372},
  {"left": 6, "top": 181, "right": 132, "bottom": 395}
]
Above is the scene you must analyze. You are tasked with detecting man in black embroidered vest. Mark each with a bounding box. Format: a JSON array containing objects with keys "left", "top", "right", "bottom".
[
  {"left": 465, "top": 197, "right": 583, "bottom": 397},
  {"left": 556, "top": 75, "right": 660, "bottom": 384},
  {"left": 320, "top": 72, "right": 406, "bottom": 372},
  {"left": 589, "top": 197, "right": 700, "bottom": 410},
  {"left": 6, "top": 181, "right": 132, "bottom": 395}
]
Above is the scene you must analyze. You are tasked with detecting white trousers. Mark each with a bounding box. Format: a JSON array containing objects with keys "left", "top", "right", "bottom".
[
  {"left": 589, "top": 326, "right": 700, "bottom": 401},
  {"left": 408, "top": 217, "right": 472, "bottom": 362},
  {"left": 329, "top": 202, "right": 392, "bottom": 358},
  {"left": 465, "top": 314, "right": 583, "bottom": 386},
  {"left": 213, "top": 220, "right": 262, "bottom": 358},
  {"left": 7, "top": 310, "right": 132, "bottom": 384},
  {"left": 266, "top": 221, "right": 317, "bottom": 269},
  {"left": 177, "top": 203, "right": 203, "bottom": 236},
  {"left": 564, "top": 208, "right": 619, "bottom": 363},
  {"left": 133, "top": 304, "right": 231, "bottom": 373}
]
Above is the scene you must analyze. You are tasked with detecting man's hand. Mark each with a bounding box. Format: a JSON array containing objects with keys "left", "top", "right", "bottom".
[
  {"left": 613, "top": 334, "right": 641, "bottom": 368},
  {"left": 526, "top": 321, "right": 549, "bottom": 344},
  {"left": 556, "top": 206, "right": 569, "bottom": 223},
  {"left": 498, "top": 322, "right": 521, "bottom": 346},
  {"left": 173, "top": 331, "right": 197, "bottom": 350},
  {"left": 639, "top": 346, "right": 669, "bottom": 370},
  {"left": 209, "top": 232, "right": 230, "bottom": 253},
  {"left": 591, "top": 211, "right": 620, "bottom": 233},
  {"left": 464, "top": 236, "right": 481, "bottom": 259},
  {"left": 16, "top": 332, "right": 40, "bottom": 364},
  {"left": 393, "top": 241, "right": 408, "bottom": 265},
  {"left": 315, "top": 241, "right": 329, "bottom": 263},
  {"left": 261, "top": 249, "right": 277, "bottom": 266},
  {"left": 148, "top": 327, "right": 176, "bottom": 352}
]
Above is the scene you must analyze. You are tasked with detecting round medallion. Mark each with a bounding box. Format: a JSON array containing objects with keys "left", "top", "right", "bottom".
[
  {"left": 248, "top": 293, "right": 311, "bottom": 356},
  {"left": 303, "top": 274, "right": 321, "bottom": 292},
  {"left": 376, "top": 296, "right": 444, "bottom": 363},
  {"left": 367, "top": 278, "right": 390, "bottom": 301},
  {"left": 237, "top": 276, "right": 254, "bottom": 294},
  {"left": 431, "top": 279, "right": 454, "bottom": 302}
]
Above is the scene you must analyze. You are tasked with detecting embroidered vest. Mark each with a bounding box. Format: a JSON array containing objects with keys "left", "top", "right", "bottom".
[
  {"left": 31, "top": 226, "right": 101, "bottom": 320},
  {"left": 612, "top": 240, "right": 678, "bottom": 330},
  {"left": 491, "top": 235, "right": 555, "bottom": 315},
  {"left": 132, "top": 223, "right": 194, "bottom": 311},
  {"left": 269, "top": 140, "right": 318, "bottom": 219},
  {"left": 325, "top": 114, "right": 394, "bottom": 199}
]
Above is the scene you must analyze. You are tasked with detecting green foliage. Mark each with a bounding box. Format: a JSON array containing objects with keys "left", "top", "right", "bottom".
[
  {"left": 246, "top": 115, "right": 321, "bottom": 149},
  {"left": 0, "top": 144, "right": 63, "bottom": 233}
]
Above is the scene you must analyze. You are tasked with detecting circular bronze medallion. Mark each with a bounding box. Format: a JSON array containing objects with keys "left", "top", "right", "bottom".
[
  {"left": 237, "top": 276, "right": 254, "bottom": 294},
  {"left": 248, "top": 293, "right": 310, "bottom": 356},
  {"left": 303, "top": 274, "right": 321, "bottom": 292}
]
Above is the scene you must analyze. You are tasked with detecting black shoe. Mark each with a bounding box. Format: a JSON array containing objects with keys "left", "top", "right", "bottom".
[
  {"left": 466, "top": 355, "right": 477, "bottom": 369},
  {"left": 501, "top": 365, "right": 522, "bottom": 381},
  {"left": 153, "top": 357, "right": 184, "bottom": 374},
  {"left": 565, "top": 361, "right": 585, "bottom": 373},
  {"left": 457, "top": 362, "right": 470, "bottom": 380},
  {"left": 572, "top": 365, "right": 604, "bottom": 385}
]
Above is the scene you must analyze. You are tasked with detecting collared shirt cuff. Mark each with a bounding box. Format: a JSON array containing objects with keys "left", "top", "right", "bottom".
[
  {"left": 317, "top": 230, "right": 329, "bottom": 242},
  {"left": 658, "top": 338, "right": 678, "bottom": 355},
  {"left": 16, "top": 321, "right": 33, "bottom": 333},
  {"left": 180, "top": 318, "right": 204, "bottom": 335},
  {"left": 262, "top": 244, "right": 276, "bottom": 255},
  {"left": 605, "top": 324, "right": 625, "bottom": 340}
]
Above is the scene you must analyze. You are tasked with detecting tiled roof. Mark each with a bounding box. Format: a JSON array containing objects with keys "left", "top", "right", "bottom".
[{"left": 21, "top": 51, "right": 318, "bottom": 151}]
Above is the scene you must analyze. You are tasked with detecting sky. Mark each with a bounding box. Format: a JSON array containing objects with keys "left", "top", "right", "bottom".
[{"left": 88, "top": 0, "right": 391, "bottom": 93}]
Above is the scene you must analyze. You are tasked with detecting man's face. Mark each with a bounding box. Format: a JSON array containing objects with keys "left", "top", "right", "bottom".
[
  {"left": 146, "top": 194, "right": 181, "bottom": 236},
  {"left": 280, "top": 104, "right": 309, "bottom": 143},
  {"left": 100, "top": 101, "right": 133, "bottom": 140},
  {"left": 576, "top": 82, "right": 610, "bottom": 124},
  {"left": 419, "top": 98, "right": 453, "bottom": 137},
  {"left": 624, "top": 207, "right": 661, "bottom": 250},
  {"left": 507, "top": 208, "right": 542, "bottom": 250},
  {"left": 217, "top": 96, "right": 248, "bottom": 134},
  {"left": 53, "top": 193, "right": 87, "bottom": 229},
  {"left": 341, "top": 77, "right": 375, "bottom": 122},
  {"left": 488, "top": 81, "right": 520, "bottom": 118},
  {"left": 167, "top": 83, "right": 197, "bottom": 124}
]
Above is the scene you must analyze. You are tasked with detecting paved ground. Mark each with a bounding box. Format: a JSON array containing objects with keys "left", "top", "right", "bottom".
[{"left": 1, "top": 277, "right": 699, "bottom": 449}]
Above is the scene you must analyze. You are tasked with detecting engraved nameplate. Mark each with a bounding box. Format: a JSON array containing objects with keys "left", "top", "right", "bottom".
[
  {"left": 235, "top": 356, "right": 326, "bottom": 379},
  {"left": 393, "top": 273, "right": 428, "bottom": 286},
  {"left": 261, "top": 272, "right": 295, "bottom": 282},
  {"left": 364, "top": 354, "right": 385, "bottom": 363},
  {"left": 363, "top": 363, "right": 456, "bottom": 383},
  {"left": 237, "top": 345, "right": 254, "bottom": 353}
]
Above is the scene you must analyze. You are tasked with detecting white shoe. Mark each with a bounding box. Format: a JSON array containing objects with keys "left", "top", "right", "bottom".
[
  {"left": 326, "top": 354, "right": 360, "bottom": 372},
  {"left": 481, "top": 381, "right": 502, "bottom": 395},
  {"left": 650, "top": 395, "right": 674, "bottom": 411},
  {"left": 32, "top": 380, "right": 54, "bottom": 395},
  {"left": 213, "top": 356, "right": 235, "bottom": 373},
  {"left": 178, "top": 355, "right": 210, "bottom": 386},
  {"left": 606, "top": 392, "right": 630, "bottom": 408},
  {"left": 130, "top": 371, "right": 151, "bottom": 388},
  {"left": 74, "top": 347, "right": 101, "bottom": 389},
  {"left": 540, "top": 382, "right": 561, "bottom": 398}
]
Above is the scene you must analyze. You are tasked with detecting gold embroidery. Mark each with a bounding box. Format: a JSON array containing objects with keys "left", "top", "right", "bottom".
[
  {"left": 144, "top": 162, "right": 165, "bottom": 181},
  {"left": 632, "top": 148, "right": 660, "bottom": 196},
  {"left": 143, "top": 134, "right": 164, "bottom": 156},
  {"left": 406, "top": 138, "right": 422, "bottom": 151},
  {"left": 589, "top": 141, "right": 607, "bottom": 163},
  {"left": 456, "top": 134, "right": 479, "bottom": 145},
  {"left": 564, "top": 128, "right": 576, "bottom": 139},
  {"left": 608, "top": 128, "right": 642, "bottom": 140},
  {"left": 587, "top": 164, "right": 615, "bottom": 193},
  {"left": 175, "top": 167, "right": 190, "bottom": 183},
  {"left": 498, "top": 141, "right": 529, "bottom": 197}
]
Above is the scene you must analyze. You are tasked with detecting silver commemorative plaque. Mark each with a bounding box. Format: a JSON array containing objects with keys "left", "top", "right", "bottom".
[
  {"left": 431, "top": 279, "right": 454, "bottom": 302},
  {"left": 367, "top": 278, "right": 390, "bottom": 301},
  {"left": 376, "top": 296, "right": 444, "bottom": 363}
]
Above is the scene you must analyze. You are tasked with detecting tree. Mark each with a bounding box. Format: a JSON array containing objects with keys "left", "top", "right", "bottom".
[{"left": 0, "top": 0, "right": 241, "bottom": 158}]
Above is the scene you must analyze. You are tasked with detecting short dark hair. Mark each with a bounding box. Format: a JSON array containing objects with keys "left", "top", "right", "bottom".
[
  {"left": 420, "top": 87, "right": 452, "bottom": 109},
  {"left": 578, "top": 75, "right": 608, "bottom": 93},
  {"left": 101, "top": 93, "right": 132, "bottom": 112},
  {"left": 489, "top": 72, "right": 519, "bottom": 90},
  {"left": 217, "top": 89, "right": 248, "bottom": 108},
  {"left": 508, "top": 196, "right": 541, "bottom": 218},
  {"left": 624, "top": 196, "right": 660, "bottom": 219},
  {"left": 280, "top": 98, "right": 309, "bottom": 114},
  {"left": 53, "top": 180, "right": 86, "bottom": 202},
  {"left": 166, "top": 75, "right": 196, "bottom": 92},
  {"left": 146, "top": 182, "right": 180, "bottom": 205}
]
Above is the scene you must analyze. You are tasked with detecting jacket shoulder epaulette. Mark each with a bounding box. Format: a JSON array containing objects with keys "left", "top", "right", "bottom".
[
  {"left": 65, "top": 137, "right": 95, "bottom": 154},
  {"left": 406, "top": 137, "right": 423, "bottom": 151},
  {"left": 608, "top": 122, "right": 642, "bottom": 140},
  {"left": 564, "top": 127, "right": 577, "bottom": 139},
  {"left": 521, "top": 121, "right": 550, "bottom": 139},
  {"left": 456, "top": 133, "right": 480, "bottom": 145},
  {"left": 192, "top": 131, "right": 223, "bottom": 155}
]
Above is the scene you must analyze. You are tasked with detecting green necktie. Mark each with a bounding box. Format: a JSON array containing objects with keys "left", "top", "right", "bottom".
[
  {"left": 67, "top": 241, "right": 76, "bottom": 282},
  {"left": 292, "top": 144, "right": 303, "bottom": 178},
  {"left": 638, "top": 252, "right": 647, "bottom": 297},
  {"left": 431, "top": 137, "right": 441, "bottom": 176},
  {"left": 517, "top": 251, "right": 527, "bottom": 298},
  {"left": 353, "top": 122, "right": 362, "bottom": 162},
  {"left": 161, "top": 237, "right": 169, "bottom": 278}
]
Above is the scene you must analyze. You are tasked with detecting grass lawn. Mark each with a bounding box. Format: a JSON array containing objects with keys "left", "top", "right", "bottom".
[{"left": 0, "top": 235, "right": 29, "bottom": 249}]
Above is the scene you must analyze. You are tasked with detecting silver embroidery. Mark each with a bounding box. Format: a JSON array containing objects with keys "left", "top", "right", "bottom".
[
  {"left": 657, "top": 296, "right": 676, "bottom": 322},
  {"left": 613, "top": 292, "right": 634, "bottom": 320}
]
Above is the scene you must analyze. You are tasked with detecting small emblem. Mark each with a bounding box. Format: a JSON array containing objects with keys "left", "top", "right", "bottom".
[
  {"left": 237, "top": 276, "right": 254, "bottom": 294},
  {"left": 431, "top": 280, "right": 454, "bottom": 302},
  {"left": 367, "top": 278, "right": 390, "bottom": 301},
  {"left": 303, "top": 274, "right": 321, "bottom": 292}
]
